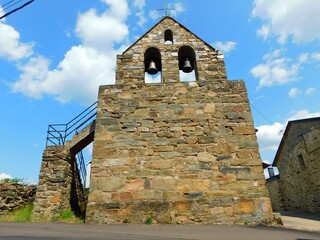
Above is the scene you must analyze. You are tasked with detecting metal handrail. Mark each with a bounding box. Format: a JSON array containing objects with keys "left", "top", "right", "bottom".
[
  {"left": 76, "top": 150, "right": 87, "bottom": 188},
  {"left": 46, "top": 101, "right": 98, "bottom": 146}
]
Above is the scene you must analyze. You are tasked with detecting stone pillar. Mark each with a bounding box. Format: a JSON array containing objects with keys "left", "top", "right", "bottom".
[{"left": 32, "top": 146, "right": 85, "bottom": 221}]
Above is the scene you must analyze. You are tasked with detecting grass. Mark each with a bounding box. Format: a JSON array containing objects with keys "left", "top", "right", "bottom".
[
  {"left": 51, "top": 209, "right": 84, "bottom": 223},
  {"left": 0, "top": 205, "right": 83, "bottom": 224},
  {"left": 145, "top": 216, "right": 153, "bottom": 224},
  {"left": 0, "top": 204, "right": 33, "bottom": 222}
]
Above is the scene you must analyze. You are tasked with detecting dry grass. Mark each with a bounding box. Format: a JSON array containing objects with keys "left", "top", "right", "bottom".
[{"left": 0, "top": 204, "right": 33, "bottom": 222}]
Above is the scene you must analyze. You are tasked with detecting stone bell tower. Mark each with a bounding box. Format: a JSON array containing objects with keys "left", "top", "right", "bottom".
[{"left": 86, "top": 16, "right": 275, "bottom": 224}]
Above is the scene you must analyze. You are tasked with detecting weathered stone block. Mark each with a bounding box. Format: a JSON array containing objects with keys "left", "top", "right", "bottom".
[
  {"left": 235, "top": 199, "right": 255, "bottom": 214},
  {"left": 219, "top": 167, "right": 251, "bottom": 174},
  {"left": 151, "top": 177, "right": 176, "bottom": 190},
  {"left": 198, "top": 136, "right": 217, "bottom": 144},
  {"left": 92, "top": 177, "right": 126, "bottom": 192}
]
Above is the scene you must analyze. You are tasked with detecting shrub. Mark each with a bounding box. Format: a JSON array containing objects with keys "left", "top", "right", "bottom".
[{"left": 1, "top": 178, "right": 25, "bottom": 184}]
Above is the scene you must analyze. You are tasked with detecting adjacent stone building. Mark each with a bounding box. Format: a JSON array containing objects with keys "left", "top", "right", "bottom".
[
  {"left": 266, "top": 117, "right": 320, "bottom": 212},
  {"left": 85, "top": 16, "right": 274, "bottom": 224}
]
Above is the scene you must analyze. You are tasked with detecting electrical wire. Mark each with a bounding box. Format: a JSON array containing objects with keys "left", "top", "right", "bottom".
[
  {"left": 1, "top": 0, "right": 16, "bottom": 9},
  {"left": 0, "top": 0, "right": 34, "bottom": 20},
  {"left": 0, "top": 0, "right": 23, "bottom": 13},
  {"left": 250, "top": 102, "right": 274, "bottom": 125}
]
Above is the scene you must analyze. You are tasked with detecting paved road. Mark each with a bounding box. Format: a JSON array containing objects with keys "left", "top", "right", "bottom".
[
  {"left": 0, "top": 223, "right": 319, "bottom": 240},
  {"left": 280, "top": 211, "right": 320, "bottom": 232}
]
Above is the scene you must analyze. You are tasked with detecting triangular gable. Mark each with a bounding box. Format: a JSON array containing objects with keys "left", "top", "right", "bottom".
[
  {"left": 123, "top": 16, "right": 216, "bottom": 54},
  {"left": 273, "top": 116, "right": 320, "bottom": 166}
]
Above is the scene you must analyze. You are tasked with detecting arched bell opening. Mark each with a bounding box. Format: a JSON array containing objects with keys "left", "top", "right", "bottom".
[
  {"left": 144, "top": 47, "right": 162, "bottom": 83},
  {"left": 178, "top": 46, "right": 197, "bottom": 82},
  {"left": 164, "top": 29, "right": 173, "bottom": 44}
]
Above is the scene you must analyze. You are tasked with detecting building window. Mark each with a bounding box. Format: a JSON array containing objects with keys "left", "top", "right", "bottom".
[
  {"left": 178, "top": 46, "right": 197, "bottom": 82},
  {"left": 297, "top": 154, "right": 306, "bottom": 170},
  {"left": 144, "top": 47, "right": 162, "bottom": 83},
  {"left": 267, "top": 167, "right": 275, "bottom": 178},
  {"left": 164, "top": 29, "right": 173, "bottom": 44}
]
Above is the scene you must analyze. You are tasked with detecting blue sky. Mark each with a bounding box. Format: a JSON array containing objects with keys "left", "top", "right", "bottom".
[{"left": 0, "top": 0, "right": 320, "bottom": 183}]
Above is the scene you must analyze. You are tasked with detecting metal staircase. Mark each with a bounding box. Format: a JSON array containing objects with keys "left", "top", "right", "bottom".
[
  {"left": 46, "top": 101, "right": 98, "bottom": 146},
  {"left": 45, "top": 101, "right": 98, "bottom": 188}
]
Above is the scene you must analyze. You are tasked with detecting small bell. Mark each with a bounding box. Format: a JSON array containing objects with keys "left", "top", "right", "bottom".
[
  {"left": 147, "top": 60, "right": 158, "bottom": 75},
  {"left": 182, "top": 58, "right": 193, "bottom": 73}
]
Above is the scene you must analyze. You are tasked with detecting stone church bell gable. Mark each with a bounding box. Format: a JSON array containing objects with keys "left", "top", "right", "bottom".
[
  {"left": 86, "top": 16, "right": 275, "bottom": 225},
  {"left": 115, "top": 16, "right": 227, "bottom": 85}
]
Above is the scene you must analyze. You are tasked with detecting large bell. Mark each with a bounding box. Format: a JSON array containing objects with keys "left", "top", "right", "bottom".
[
  {"left": 147, "top": 60, "right": 158, "bottom": 75},
  {"left": 182, "top": 58, "right": 193, "bottom": 73}
]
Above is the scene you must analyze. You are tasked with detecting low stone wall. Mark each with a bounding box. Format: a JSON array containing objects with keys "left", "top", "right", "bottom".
[
  {"left": 266, "top": 177, "right": 283, "bottom": 211},
  {"left": 0, "top": 182, "right": 36, "bottom": 215}
]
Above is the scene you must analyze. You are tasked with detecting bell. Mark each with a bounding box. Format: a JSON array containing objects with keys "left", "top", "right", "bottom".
[
  {"left": 182, "top": 58, "right": 193, "bottom": 73},
  {"left": 147, "top": 60, "right": 158, "bottom": 75}
]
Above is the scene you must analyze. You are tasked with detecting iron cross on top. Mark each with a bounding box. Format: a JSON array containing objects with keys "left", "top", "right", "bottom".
[{"left": 156, "top": 2, "right": 175, "bottom": 16}]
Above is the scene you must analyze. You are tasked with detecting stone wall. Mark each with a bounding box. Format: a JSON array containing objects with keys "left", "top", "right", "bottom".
[
  {"left": 266, "top": 177, "right": 282, "bottom": 211},
  {"left": 267, "top": 123, "right": 320, "bottom": 212},
  {"left": 32, "top": 146, "right": 86, "bottom": 221},
  {"left": 86, "top": 78, "right": 274, "bottom": 224},
  {"left": 0, "top": 182, "right": 36, "bottom": 215}
]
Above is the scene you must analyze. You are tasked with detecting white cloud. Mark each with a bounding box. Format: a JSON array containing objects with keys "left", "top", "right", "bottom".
[
  {"left": 12, "top": 46, "right": 117, "bottom": 105},
  {"left": 0, "top": 173, "right": 12, "bottom": 180},
  {"left": 288, "top": 88, "right": 300, "bottom": 98},
  {"left": 212, "top": 41, "right": 237, "bottom": 54},
  {"left": 170, "top": 2, "right": 185, "bottom": 17},
  {"left": 213, "top": 41, "right": 237, "bottom": 54},
  {"left": 75, "top": 8, "right": 129, "bottom": 51},
  {"left": 311, "top": 52, "right": 320, "bottom": 61},
  {"left": 256, "top": 24, "right": 270, "bottom": 41},
  {"left": 256, "top": 110, "right": 320, "bottom": 159},
  {"left": 288, "top": 109, "right": 320, "bottom": 121},
  {"left": 298, "top": 53, "right": 309, "bottom": 63},
  {"left": 251, "top": 49, "right": 302, "bottom": 89},
  {"left": 45, "top": 46, "right": 116, "bottom": 104},
  {"left": 257, "top": 122, "right": 284, "bottom": 152},
  {"left": 101, "top": 0, "right": 129, "bottom": 20},
  {"left": 149, "top": 10, "right": 161, "bottom": 20},
  {"left": 133, "top": 0, "right": 144, "bottom": 9},
  {"left": 0, "top": 21, "right": 33, "bottom": 61},
  {"left": 149, "top": 2, "right": 185, "bottom": 19},
  {"left": 10, "top": 1, "right": 130, "bottom": 105},
  {"left": 133, "top": 0, "right": 147, "bottom": 27},
  {"left": 252, "top": 0, "right": 320, "bottom": 44},
  {"left": 305, "top": 87, "right": 316, "bottom": 96},
  {"left": 11, "top": 56, "right": 49, "bottom": 99}
]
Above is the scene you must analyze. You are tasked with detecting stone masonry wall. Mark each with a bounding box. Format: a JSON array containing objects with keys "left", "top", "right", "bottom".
[
  {"left": 266, "top": 178, "right": 283, "bottom": 211},
  {"left": 32, "top": 146, "right": 86, "bottom": 221},
  {"left": 0, "top": 183, "right": 36, "bottom": 215},
  {"left": 86, "top": 16, "right": 274, "bottom": 225},
  {"left": 86, "top": 79, "right": 273, "bottom": 224},
  {"left": 116, "top": 17, "right": 227, "bottom": 85},
  {"left": 267, "top": 124, "right": 320, "bottom": 212}
]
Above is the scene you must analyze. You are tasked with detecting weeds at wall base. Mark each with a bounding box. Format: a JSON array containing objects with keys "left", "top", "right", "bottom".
[{"left": 0, "top": 205, "right": 33, "bottom": 222}]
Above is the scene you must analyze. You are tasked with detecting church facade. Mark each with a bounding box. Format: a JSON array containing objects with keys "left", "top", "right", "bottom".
[{"left": 85, "top": 17, "right": 274, "bottom": 224}]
